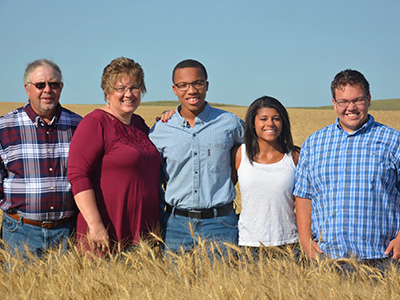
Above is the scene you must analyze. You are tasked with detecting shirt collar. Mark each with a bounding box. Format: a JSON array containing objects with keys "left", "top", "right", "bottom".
[
  {"left": 335, "top": 114, "right": 375, "bottom": 136},
  {"left": 175, "top": 102, "right": 211, "bottom": 127},
  {"left": 24, "top": 101, "right": 62, "bottom": 128}
]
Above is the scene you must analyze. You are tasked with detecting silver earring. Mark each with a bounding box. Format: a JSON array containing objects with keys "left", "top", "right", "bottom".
[{"left": 107, "top": 102, "right": 110, "bottom": 108}]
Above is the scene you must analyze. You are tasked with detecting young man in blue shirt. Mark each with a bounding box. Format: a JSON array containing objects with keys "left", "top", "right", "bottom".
[
  {"left": 149, "top": 59, "right": 244, "bottom": 253},
  {"left": 294, "top": 69, "right": 400, "bottom": 268}
]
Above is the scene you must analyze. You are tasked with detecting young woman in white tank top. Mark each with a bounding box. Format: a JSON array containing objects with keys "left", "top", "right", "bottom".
[{"left": 232, "top": 96, "right": 300, "bottom": 252}]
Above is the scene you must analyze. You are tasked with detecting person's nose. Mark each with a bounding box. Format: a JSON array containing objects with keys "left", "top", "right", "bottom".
[
  {"left": 347, "top": 101, "right": 357, "bottom": 110},
  {"left": 187, "top": 83, "right": 197, "bottom": 93},
  {"left": 43, "top": 83, "right": 52, "bottom": 93}
]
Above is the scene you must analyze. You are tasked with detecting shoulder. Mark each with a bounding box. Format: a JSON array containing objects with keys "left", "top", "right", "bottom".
[
  {"left": 0, "top": 107, "right": 26, "bottom": 129},
  {"left": 208, "top": 107, "right": 244, "bottom": 134},
  {"left": 60, "top": 106, "right": 83, "bottom": 125},
  {"left": 131, "top": 113, "right": 149, "bottom": 132},
  {"left": 149, "top": 115, "right": 180, "bottom": 134},
  {"left": 369, "top": 121, "right": 400, "bottom": 152},
  {"left": 302, "top": 123, "right": 335, "bottom": 145},
  {"left": 0, "top": 106, "right": 24, "bottom": 119},
  {"left": 371, "top": 120, "right": 400, "bottom": 136},
  {"left": 75, "top": 109, "right": 106, "bottom": 130},
  {"left": 210, "top": 106, "right": 242, "bottom": 121}
]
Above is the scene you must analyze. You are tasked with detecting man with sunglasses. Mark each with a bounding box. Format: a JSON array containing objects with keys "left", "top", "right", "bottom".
[
  {"left": 149, "top": 59, "right": 244, "bottom": 255},
  {"left": 0, "top": 59, "right": 82, "bottom": 259},
  {"left": 294, "top": 69, "right": 400, "bottom": 270}
]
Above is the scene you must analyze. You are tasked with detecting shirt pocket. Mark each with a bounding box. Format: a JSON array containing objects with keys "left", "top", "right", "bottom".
[
  {"left": 206, "top": 143, "right": 230, "bottom": 174},
  {"left": 365, "top": 142, "right": 396, "bottom": 190}
]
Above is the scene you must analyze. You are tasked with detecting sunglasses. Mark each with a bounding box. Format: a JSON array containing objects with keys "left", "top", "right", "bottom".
[{"left": 28, "top": 82, "right": 62, "bottom": 90}]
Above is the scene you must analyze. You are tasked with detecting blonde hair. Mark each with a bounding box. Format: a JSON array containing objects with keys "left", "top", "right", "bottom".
[{"left": 101, "top": 57, "right": 146, "bottom": 101}]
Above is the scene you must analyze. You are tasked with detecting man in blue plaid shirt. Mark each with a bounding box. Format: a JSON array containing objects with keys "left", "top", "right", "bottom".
[
  {"left": 0, "top": 59, "right": 82, "bottom": 259},
  {"left": 294, "top": 69, "right": 400, "bottom": 266}
]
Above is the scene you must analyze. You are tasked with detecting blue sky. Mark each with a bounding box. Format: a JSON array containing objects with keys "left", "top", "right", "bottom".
[{"left": 0, "top": 0, "right": 399, "bottom": 108}]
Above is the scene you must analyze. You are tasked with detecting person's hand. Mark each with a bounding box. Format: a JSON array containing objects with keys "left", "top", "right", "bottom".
[
  {"left": 385, "top": 235, "right": 400, "bottom": 260},
  {"left": 88, "top": 223, "right": 109, "bottom": 253},
  {"left": 155, "top": 109, "right": 176, "bottom": 123},
  {"left": 300, "top": 239, "right": 323, "bottom": 260}
]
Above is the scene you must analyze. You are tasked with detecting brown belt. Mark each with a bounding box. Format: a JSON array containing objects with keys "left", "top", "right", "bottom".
[{"left": 6, "top": 212, "right": 71, "bottom": 229}]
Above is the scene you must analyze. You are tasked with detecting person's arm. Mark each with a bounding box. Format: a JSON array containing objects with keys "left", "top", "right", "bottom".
[
  {"left": 295, "top": 196, "right": 323, "bottom": 259},
  {"left": 74, "top": 189, "right": 109, "bottom": 252},
  {"left": 292, "top": 146, "right": 301, "bottom": 166},
  {"left": 231, "top": 145, "right": 241, "bottom": 185},
  {"left": 68, "top": 114, "right": 108, "bottom": 252},
  {"left": 0, "top": 158, "right": 7, "bottom": 200}
]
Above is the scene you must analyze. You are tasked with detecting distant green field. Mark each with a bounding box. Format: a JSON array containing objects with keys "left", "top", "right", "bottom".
[{"left": 292, "top": 98, "right": 400, "bottom": 110}]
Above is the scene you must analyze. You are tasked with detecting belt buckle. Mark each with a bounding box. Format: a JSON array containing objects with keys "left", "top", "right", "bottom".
[
  {"left": 188, "top": 210, "right": 202, "bottom": 219},
  {"left": 42, "top": 220, "right": 56, "bottom": 228}
]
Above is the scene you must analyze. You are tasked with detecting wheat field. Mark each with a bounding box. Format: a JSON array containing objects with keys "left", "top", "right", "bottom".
[{"left": 1, "top": 102, "right": 400, "bottom": 299}]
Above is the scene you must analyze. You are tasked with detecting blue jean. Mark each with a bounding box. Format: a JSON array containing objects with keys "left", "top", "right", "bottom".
[
  {"left": 1, "top": 213, "right": 75, "bottom": 260},
  {"left": 161, "top": 209, "right": 238, "bottom": 254}
]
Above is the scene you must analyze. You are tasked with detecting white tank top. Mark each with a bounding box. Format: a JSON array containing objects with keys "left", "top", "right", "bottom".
[{"left": 238, "top": 144, "right": 299, "bottom": 247}]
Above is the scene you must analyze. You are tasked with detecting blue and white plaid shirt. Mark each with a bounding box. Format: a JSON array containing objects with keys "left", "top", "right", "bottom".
[
  {"left": 149, "top": 103, "right": 244, "bottom": 210},
  {"left": 294, "top": 115, "right": 400, "bottom": 259}
]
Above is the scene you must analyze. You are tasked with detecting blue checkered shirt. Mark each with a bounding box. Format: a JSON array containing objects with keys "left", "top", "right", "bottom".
[
  {"left": 149, "top": 103, "right": 244, "bottom": 210},
  {"left": 294, "top": 115, "right": 400, "bottom": 259},
  {"left": 0, "top": 102, "right": 82, "bottom": 221}
]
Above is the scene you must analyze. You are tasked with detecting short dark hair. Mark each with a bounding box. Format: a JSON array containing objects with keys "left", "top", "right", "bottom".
[
  {"left": 172, "top": 59, "right": 208, "bottom": 83},
  {"left": 244, "top": 96, "right": 297, "bottom": 163},
  {"left": 331, "top": 69, "right": 370, "bottom": 99}
]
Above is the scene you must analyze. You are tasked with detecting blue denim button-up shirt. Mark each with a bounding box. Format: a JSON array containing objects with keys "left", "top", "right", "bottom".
[
  {"left": 149, "top": 103, "right": 244, "bottom": 210},
  {"left": 294, "top": 115, "right": 400, "bottom": 259}
]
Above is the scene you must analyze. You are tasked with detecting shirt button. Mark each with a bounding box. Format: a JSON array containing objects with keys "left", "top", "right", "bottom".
[
  {"left": 344, "top": 169, "right": 347, "bottom": 172},
  {"left": 195, "top": 171, "right": 198, "bottom": 174},
  {"left": 49, "top": 168, "right": 53, "bottom": 172},
  {"left": 194, "top": 190, "right": 198, "bottom": 193},
  {"left": 343, "top": 187, "right": 346, "bottom": 190},
  {"left": 50, "top": 186, "right": 54, "bottom": 190},
  {"left": 48, "top": 149, "right": 51, "bottom": 152},
  {"left": 193, "top": 133, "right": 196, "bottom": 137},
  {"left": 50, "top": 206, "right": 54, "bottom": 210},
  {"left": 194, "top": 152, "right": 197, "bottom": 155},
  {"left": 46, "top": 131, "right": 50, "bottom": 135}
]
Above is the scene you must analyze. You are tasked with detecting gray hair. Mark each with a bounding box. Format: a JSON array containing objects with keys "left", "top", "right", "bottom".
[{"left": 23, "top": 59, "right": 63, "bottom": 84}]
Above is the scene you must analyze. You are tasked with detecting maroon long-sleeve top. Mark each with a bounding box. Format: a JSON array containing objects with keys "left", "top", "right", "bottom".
[{"left": 68, "top": 109, "right": 160, "bottom": 253}]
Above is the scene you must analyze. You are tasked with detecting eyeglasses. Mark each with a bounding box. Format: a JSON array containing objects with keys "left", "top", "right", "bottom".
[
  {"left": 174, "top": 80, "right": 206, "bottom": 92},
  {"left": 113, "top": 85, "right": 141, "bottom": 94},
  {"left": 334, "top": 96, "right": 368, "bottom": 107},
  {"left": 28, "top": 82, "right": 62, "bottom": 90}
]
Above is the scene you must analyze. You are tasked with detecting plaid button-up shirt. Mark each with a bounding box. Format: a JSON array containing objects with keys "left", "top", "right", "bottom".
[
  {"left": 294, "top": 115, "right": 400, "bottom": 259},
  {"left": 0, "top": 102, "right": 82, "bottom": 221}
]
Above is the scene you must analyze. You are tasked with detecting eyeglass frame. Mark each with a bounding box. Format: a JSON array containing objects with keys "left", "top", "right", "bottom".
[
  {"left": 334, "top": 95, "right": 369, "bottom": 107},
  {"left": 173, "top": 80, "right": 207, "bottom": 92},
  {"left": 27, "top": 82, "right": 63, "bottom": 90},
  {"left": 113, "top": 85, "right": 141, "bottom": 94}
]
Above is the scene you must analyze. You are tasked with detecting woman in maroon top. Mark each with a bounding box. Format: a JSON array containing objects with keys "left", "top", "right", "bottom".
[{"left": 68, "top": 57, "right": 160, "bottom": 256}]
